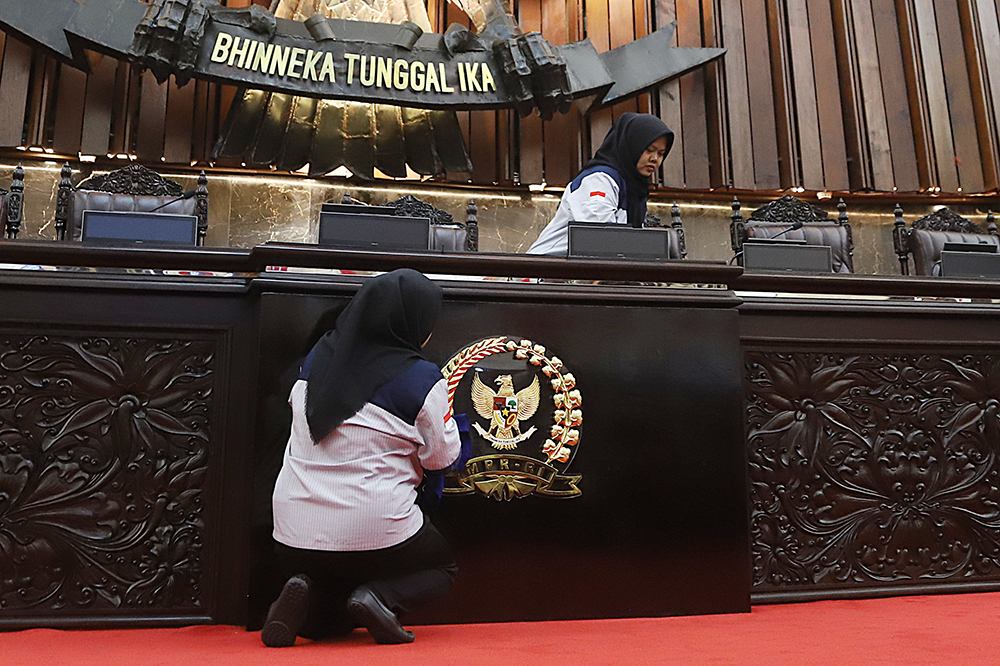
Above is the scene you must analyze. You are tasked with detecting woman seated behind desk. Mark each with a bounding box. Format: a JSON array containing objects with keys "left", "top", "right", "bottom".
[{"left": 527, "top": 112, "right": 674, "bottom": 256}]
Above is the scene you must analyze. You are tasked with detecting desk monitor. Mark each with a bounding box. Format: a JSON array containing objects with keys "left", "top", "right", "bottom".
[
  {"left": 941, "top": 250, "right": 1000, "bottom": 279},
  {"left": 567, "top": 224, "right": 673, "bottom": 261},
  {"left": 321, "top": 203, "right": 396, "bottom": 215},
  {"left": 318, "top": 211, "right": 431, "bottom": 251},
  {"left": 941, "top": 242, "right": 998, "bottom": 254},
  {"left": 742, "top": 241, "right": 833, "bottom": 273},
  {"left": 81, "top": 210, "right": 198, "bottom": 247}
]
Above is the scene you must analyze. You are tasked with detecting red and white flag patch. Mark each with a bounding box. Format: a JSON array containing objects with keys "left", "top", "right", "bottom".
[{"left": 590, "top": 191, "right": 606, "bottom": 198}]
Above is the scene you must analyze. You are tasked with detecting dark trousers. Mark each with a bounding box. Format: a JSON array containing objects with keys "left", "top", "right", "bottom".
[{"left": 274, "top": 516, "right": 457, "bottom": 639}]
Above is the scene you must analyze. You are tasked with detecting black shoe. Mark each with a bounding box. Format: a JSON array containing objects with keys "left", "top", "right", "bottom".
[
  {"left": 347, "top": 586, "right": 415, "bottom": 644},
  {"left": 261, "top": 575, "right": 311, "bottom": 648}
]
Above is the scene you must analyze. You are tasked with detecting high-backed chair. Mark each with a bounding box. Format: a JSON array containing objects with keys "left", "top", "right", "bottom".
[
  {"left": 1, "top": 164, "right": 25, "bottom": 240},
  {"left": 643, "top": 204, "right": 687, "bottom": 259},
  {"left": 336, "top": 193, "right": 479, "bottom": 252},
  {"left": 56, "top": 164, "right": 208, "bottom": 245},
  {"left": 730, "top": 195, "right": 854, "bottom": 273},
  {"left": 893, "top": 205, "right": 998, "bottom": 276}
]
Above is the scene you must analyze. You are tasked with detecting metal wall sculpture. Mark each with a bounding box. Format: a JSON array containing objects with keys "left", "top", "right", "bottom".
[{"left": 0, "top": 0, "right": 724, "bottom": 179}]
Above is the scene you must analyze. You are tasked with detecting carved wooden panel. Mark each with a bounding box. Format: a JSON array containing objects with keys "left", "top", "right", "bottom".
[
  {"left": 746, "top": 350, "right": 1000, "bottom": 594},
  {"left": 0, "top": 334, "right": 214, "bottom": 616}
]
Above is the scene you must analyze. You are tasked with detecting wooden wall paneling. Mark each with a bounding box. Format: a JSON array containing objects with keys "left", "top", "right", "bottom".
[
  {"left": 830, "top": 0, "right": 871, "bottom": 189},
  {"left": 785, "top": 0, "right": 824, "bottom": 190},
  {"left": 764, "top": 0, "right": 796, "bottom": 187},
  {"left": 961, "top": 0, "right": 999, "bottom": 190},
  {"left": 608, "top": 0, "right": 639, "bottom": 119},
  {"left": 164, "top": 77, "right": 197, "bottom": 165},
  {"left": 24, "top": 54, "right": 52, "bottom": 147},
  {"left": 869, "top": 0, "right": 920, "bottom": 191},
  {"left": 633, "top": 0, "right": 650, "bottom": 116},
  {"left": 935, "top": 0, "right": 985, "bottom": 192},
  {"left": 586, "top": 0, "right": 614, "bottom": 157},
  {"left": 849, "top": 0, "right": 895, "bottom": 191},
  {"left": 0, "top": 37, "right": 33, "bottom": 147},
  {"left": 541, "top": 0, "right": 580, "bottom": 186},
  {"left": 677, "top": 0, "right": 710, "bottom": 189},
  {"left": 701, "top": 0, "right": 728, "bottom": 188},
  {"left": 518, "top": 0, "right": 545, "bottom": 185},
  {"left": 0, "top": 28, "right": 5, "bottom": 70},
  {"left": 718, "top": 0, "right": 754, "bottom": 189},
  {"left": 656, "top": 0, "right": 685, "bottom": 188},
  {"left": 191, "top": 80, "right": 213, "bottom": 164},
  {"left": 911, "top": 0, "right": 960, "bottom": 191},
  {"left": 497, "top": 108, "right": 513, "bottom": 183},
  {"left": 893, "top": 0, "right": 934, "bottom": 189},
  {"left": 52, "top": 64, "right": 87, "bottom": 156},
  {"left": 137, "top": 70, "right": 168, "bottom": 162},
  {"left": 805, "top": 0, "right": 850, "bottom": 191},
  {"left": 740, "top": 0, "right": 780, "bottom": 190},
  {"left": 80, "top": 56, "right": 118, "bottom": 157}
]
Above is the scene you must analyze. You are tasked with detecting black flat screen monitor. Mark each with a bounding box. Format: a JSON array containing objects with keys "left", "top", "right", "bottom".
[
  {"left": 81, "top": 210, "right": 198, "bottom": 247},
  {"left": 742, "top": 241, "right": 833, "bottom": 273},
  {"left": 941, "top": 242, "right": 998, "bottom": 254},
  {"left": 318, "top": 211, "right": 431, "bottom": 251},
  {"left": 567, "top": 224, "right": 673, "bottom": 261},
  {"left": 941, "top": 250, "right": 1000, "bottom": 278},
  {"left": 321, "top": 203, "right": 396, "bottom": 215}
]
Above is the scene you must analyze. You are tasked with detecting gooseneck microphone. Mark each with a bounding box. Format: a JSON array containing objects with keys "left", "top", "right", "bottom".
[
  {"left": 730, "top": 220, "right": 806, "bottom": 264},
  {"left": 147, "top": 189, "right": 198, "bottom": 214}
]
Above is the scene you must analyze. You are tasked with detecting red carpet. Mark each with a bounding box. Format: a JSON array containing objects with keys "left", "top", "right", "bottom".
[{"left": 2, "top": 592, "right": 997, "bottom": 665}]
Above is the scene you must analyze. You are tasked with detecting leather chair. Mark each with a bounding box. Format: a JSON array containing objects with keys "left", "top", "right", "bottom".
[
  {"left": 337, "top": 193, "right": 479, "bottom": 252},
  {"left": 893, "top": 205, "right": 998, "bottom": 276},
  {"left": 730, "top": 195, "right": 854, "bottom": 273},
  {"left": 644, "top": 203, "right": 687, "bottom": 259},
  {"left": 1, "top": 164, "right": 25, "bottom": 240},
  {"left": 56, "top": 164, "right": 208, "bottom": 244}
]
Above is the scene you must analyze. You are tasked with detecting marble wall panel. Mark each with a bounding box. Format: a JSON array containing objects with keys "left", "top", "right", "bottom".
[{"left": 3, "top": 159, "right": 997, "bottom": 276}]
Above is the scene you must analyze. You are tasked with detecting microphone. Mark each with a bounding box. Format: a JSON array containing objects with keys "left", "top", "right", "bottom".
[
  {"left": 147, "top": 189, "right": 198, "bottom": 214},
  {"left": 730, "top": 221, "right": 805, "bottom": 264},
  {"left": 767, "top": 220, "right": 805, "bottom": 240}
]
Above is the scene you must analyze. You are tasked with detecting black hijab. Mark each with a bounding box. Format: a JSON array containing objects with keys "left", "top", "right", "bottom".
[
  {"left": 305, "top": 269, "right": 443, "bottom": 442},
  {"left": 586, "top": 113, "right": 674, "bottom": 227}
]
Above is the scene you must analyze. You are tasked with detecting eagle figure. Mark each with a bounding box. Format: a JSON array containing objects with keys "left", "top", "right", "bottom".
[{"left": 471, "top": 372, "right": 540, "bottom": 445}]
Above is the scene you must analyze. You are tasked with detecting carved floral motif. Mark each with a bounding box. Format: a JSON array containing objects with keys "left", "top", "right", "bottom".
[
  {"left": 386, "top": 194, "right": 456, "bottom": 226},
  {"left": 749, "top": 195, "right": 829, "bottom": 223},
  {"left": 912, "top": 208, "right": 983, "bottom": 234},
  {"left": 77, "top": 165, "right": 184, "bottom": 197},
  {"left": 746, "top": 351, "right": 1000, "bottom": 592},
  {"left": 0, "top": 335, "right": 214, "bottom": 613}
]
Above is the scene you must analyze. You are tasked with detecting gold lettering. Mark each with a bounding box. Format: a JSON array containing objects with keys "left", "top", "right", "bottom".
[
  {"left": 439, "top": 63, "right": 455, "bottom": 93},
  {"left": 484, "top": 459, "right": 493, "bottom": 469},
  {"left": 318, "top": 52, "right": 336, "bottom": 82},
  {"left": 457, "top": 60, "right": 468, "bottom": 91},
  {"left": 424, "top": 61, "right": 440, "bottom": 92},
  {"left": 410, "top": 61, "right": 425, "bottom": 91},
  {"left": 360, "top": 55, "right": 376, "bottom": 86},
  {"left": 227, "top": 36, "right": 248, "bottom": 67},
  {"left": 481, "top": 62, "right": 496, "bottom": 92},
  {"left": 210, "top": 32, "right": 232, "bottom": 63},
  {"left": 287, "top": 47, "right": 306, "bottom": 78},
  {"left": 252, "top": 42, "right": 274, "bottom": 73},
  {"left": 466, "top": 63, "right": 482, "bottom": 92},
  {"left": 240, "top": 40, "right": 257, "bottom": 69},
  {"left": 345, "top": 53, "right": 360, "bottom": 84},
  {"left": 376, "top": 56, "right": 392, "bottom": 88},
  {"left": 393, "top": 59, "right": 408, "bottom": 90},
  {"left": 500, "top": 458, "right": 510, "bottom": 470},
  {"left": 268, "top": 44, "right": 290, "bottom": 77},
  {"left": 303, "top": 50, "right": 322, "bottom": 81}
]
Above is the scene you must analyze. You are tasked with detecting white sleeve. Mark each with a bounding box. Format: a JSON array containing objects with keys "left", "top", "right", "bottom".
[
  {"left": 415, "top": 379, "right": 462, "bottom": 471},
  {"left": 565, "top": 172, "right": 625, "bottom": 224}
]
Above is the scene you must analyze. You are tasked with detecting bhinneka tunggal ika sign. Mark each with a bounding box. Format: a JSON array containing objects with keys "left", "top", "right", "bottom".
[{"left": 201, "top": 22, "right": 512, "bottom": 109}]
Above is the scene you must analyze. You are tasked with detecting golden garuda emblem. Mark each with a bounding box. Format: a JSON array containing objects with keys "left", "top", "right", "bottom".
[
  {"left": 441, "top": 337, "right": 583, "bottom": 501},
  {"left": 471, "top": 373, "right": 540, "bottom": 449}
]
